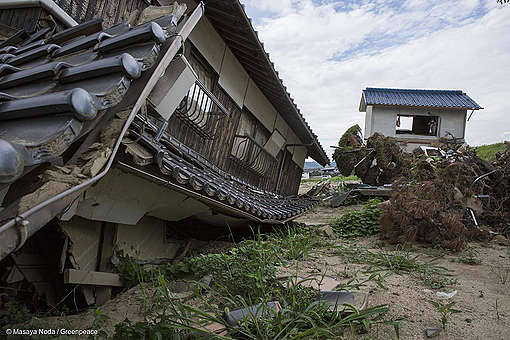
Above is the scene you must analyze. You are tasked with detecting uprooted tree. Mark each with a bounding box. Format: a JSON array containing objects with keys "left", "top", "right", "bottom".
[
  {"left": 333, "top": 126, "right": 510, "bottom": 250},
  {"left": 380, "top": 142, "right": 510, "bottom": 250},
  {"left": 333, "top": 126, "right": 411, "bottom": 185}
]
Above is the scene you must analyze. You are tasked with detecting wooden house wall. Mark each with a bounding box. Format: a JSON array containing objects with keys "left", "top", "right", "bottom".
[
  {"left": 0, "top": 0, "right": 147, "bottom": 36},
  {"left": 166, "top": 83, "right": 303, "bottom": 196},
  {"left": 54, "top": 0, "right": 148, "bottom": 27},
  {"left": 0, "top": 7, "right": 45, "bottom": 33}
]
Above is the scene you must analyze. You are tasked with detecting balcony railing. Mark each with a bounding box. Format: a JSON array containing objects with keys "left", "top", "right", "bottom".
[
  {"left": 174, "top": 79, "right": 229, "bottom": 139},
  {"left": 230, "top": 134, "right": 277, "bottom": 175}
]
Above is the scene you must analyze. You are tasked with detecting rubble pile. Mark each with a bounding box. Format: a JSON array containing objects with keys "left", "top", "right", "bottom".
[
  {"left": 354, "top": 133, "right": 411, "bottom": 186},
  {"left": 332, "top": 126, "right": 510, "bottom": 250},
  {"left": 333, "top": 129, "right": 411, "bottom": 185},
  {"left": 380, "top": 142, "right": 510, "bottom": 250},
  {"left": 332, "top": 125, "right": 366, "bottom": 177}
]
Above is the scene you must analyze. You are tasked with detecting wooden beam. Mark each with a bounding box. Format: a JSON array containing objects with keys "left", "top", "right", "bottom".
[{"left": 64, "top": 269, "right": 124, "bottom": 287}]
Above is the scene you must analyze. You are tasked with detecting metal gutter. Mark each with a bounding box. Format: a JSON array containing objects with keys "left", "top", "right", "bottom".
[
  {"left": 0, "top": 2, "right": 205, "bottom": 260},
  {"left": 0, "top": 0, "right": 78, "bottom": 28}
]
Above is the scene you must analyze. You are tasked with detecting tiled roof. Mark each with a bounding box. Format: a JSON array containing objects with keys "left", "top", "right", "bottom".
[
  {"left": 360, "top": 88, "right": 483, "bottom": 111},
  {"left": 0, "top": 16, "right": 178, "bottom": 184},
  {"left": 0, "top": 11, "right": 318, "bottom": 224},
  {"left": 121, "top": 113, "right": 318, "bottom": 222}
]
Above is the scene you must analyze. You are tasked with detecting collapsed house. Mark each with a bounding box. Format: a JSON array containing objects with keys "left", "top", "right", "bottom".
[
  {"left": 360, "top": 87, "right": 483, "bottom": 152},
  {"left": 0, "top": 0, "right": 329, "bottom": 307}
]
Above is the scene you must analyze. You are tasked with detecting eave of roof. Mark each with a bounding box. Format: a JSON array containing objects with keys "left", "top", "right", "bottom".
[
  {"left": 202, "top": 0, "right": 329, "bottom": 165},
  {"left": 359, "top": 87, "right": 483, "bottom": 112}
]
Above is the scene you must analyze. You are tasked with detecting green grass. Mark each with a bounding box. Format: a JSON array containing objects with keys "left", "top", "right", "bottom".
[
  {"left": 111, "top": 226, "right": 405, "bottom": 339},
  {"left": 474, "top": 142, "right": 508, "bottom": 161},
  {"left": 333, "top": 245, "right": 455, "bottom": 289},
  {"left": 301, "top": 175, "right": 359, "bottom": 183}
]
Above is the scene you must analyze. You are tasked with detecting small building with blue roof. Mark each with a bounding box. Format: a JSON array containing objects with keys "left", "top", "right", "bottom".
[{"left": 359, "top": 88, "right": 483, "bottom": 151}]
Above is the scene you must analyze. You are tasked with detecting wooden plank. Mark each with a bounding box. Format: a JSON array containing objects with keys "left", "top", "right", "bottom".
[{"left": 64, "top": 269, "right": 124, "bottom": 287}]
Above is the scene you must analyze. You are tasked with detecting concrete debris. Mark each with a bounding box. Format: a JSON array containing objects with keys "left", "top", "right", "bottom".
[
  {"left": 315, "top": 225, "right": 336, "bottom": 239},
  {"left": 436, "top": 290, "right": 457, "bottom": 299},
  {"left": 224, "top": 301, "right": 282, "bottom": 327},
  {"left": 425, "top": 328, "right": 442, "bottom": 338},
  {"left": 282, "top": 275, "right": 341, "bottom": 291},
  {"left": 317, "top": 291, "right": 368, "bottom": 312}
]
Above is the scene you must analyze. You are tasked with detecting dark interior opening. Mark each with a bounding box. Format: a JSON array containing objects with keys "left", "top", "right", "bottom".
[{"left": 396, "top": 115, "right": 438, "bottom": 136}]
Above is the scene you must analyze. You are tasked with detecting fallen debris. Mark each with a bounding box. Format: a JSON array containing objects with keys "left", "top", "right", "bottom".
[
  {"left": 436, "top": 290, "right": 458, "bottom": 299},
  {"left": 317, "top": 291, "right": 369, "bottom": 312},
  {"left": 425, "top": 328, "right": 442, "bottom": 338},
  {"left": 380, "top": 143, "right": 510, "bottom": 250},
  {"left": 225, "top": 301, "right": 282, "bottom": 327}
]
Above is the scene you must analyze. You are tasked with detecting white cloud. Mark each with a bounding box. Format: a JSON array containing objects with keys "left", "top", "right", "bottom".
[{"left": 241, "top": 0, "right": 510, "bottom": 159}]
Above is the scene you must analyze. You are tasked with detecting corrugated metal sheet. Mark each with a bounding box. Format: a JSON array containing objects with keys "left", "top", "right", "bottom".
[{"left": 362, "top": 88, "right": 482, "bottom": 110}]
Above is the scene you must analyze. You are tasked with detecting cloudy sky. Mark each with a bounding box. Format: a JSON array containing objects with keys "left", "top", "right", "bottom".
[{"left": 240, "top": 0, "right": 510, "bottom": 159}]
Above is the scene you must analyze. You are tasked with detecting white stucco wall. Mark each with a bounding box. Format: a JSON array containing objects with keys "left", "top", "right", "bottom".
[
  {"left": 367, "top": 106, "right": 467, "bottom": 140},
  {"left": 185, "top": 14, "right": 308, "bottom": 167},
  {"left": 218, "top": 48, "right": 249, "bottom": 108},
  {"left": 243, "top": 79, "right": 278, "bottom": 132},
  {"left": 364, "top": 105, "right": 373, "bottom": 137},
  {"left": 188, "top": 16, "right": 225, "bottom": 73}
]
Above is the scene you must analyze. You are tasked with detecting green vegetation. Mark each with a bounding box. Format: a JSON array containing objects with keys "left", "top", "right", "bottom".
[
  {"left": 301, "top": 174, "right": 359, "bottom": 183},
  {"left": 458, "top": 247, "right": 481, "bottom": 265},
  {"left": 426, "top": 300, "right": 461, "bottom": 329},
  {"left": 474, "top": 142, "right": 508, "bottom": 161},
  {"left": 333, "top": 245, "right": 455, "bottom": 289},
  {"left": 330, "top": 199, "right": 383, "bottom": 238},
  {"left": 112, "top": 226, "right": 405, "bottom": 339}
]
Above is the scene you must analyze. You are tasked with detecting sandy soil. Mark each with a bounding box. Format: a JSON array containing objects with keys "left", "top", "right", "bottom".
[
  {"left": 37, "top": 182, "right": 510, "bottom": 339},
  {"left": 277, "top": 234, "right": 510, "bottom": 340}
]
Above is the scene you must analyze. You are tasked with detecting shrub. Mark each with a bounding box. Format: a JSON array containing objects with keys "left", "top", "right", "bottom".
[{"left": 330, "top": 199, "right": 383, "bottom": 237}]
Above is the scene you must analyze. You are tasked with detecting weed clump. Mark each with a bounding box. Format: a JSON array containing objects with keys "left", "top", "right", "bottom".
[
  {"left": 111, "top": 227, "right": 405, "bottom": 339},
  {"left": 330, "top": 199, "right": 383, "bottom": 238}
]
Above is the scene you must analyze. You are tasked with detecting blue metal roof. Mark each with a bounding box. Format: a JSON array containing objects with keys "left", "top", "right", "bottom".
[{"left": 360, "top": 88, "right": 483, "bottom": 111}]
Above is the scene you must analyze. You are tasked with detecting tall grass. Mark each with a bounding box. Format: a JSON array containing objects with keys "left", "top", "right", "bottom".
[
  {"left": 474, "top": 142, "right": 508, "bottom": 161},
  {"left": 109, "top": 226, "right": 406, "bottom": 339}
]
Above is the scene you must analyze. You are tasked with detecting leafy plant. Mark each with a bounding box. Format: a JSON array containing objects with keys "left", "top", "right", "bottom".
[
  {"left": 458, "top": 248, "right": 481, "bottom": 265},
  {"left": 90, "top": 308, "right": 110, "bottom": 340},
  {"left": 330, "top": 199, "right": 383, "bottom": 238},
  {"left": 427, "top": 300, "right": 461, "bottom": 329}
]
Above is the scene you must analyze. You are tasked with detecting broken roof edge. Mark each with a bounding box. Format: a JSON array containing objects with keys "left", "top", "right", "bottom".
[
  {"left": 226, "top": 1, "right": 329, "bottom": 166},
  {"left": 0, "top": 3, "right": 206, "bottom": 261},
  {"left": 359, "top": 87, "right": 483, "bottom": 112}
]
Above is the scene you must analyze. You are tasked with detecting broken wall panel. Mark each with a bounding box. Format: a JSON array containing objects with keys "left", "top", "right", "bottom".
[
  {"left": 59, "top": 216, "right": 102, "bottom": 271},
  {"left": 74, "top": 168, "right": 211, "bottom": 225},
  {"left": 115, "top": 216, "right": 182, "bottom": 261}
]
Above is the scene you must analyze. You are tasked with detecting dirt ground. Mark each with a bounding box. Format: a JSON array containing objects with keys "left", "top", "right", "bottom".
[
  {"left": 38, "top": 182, "right": 510, "bottom": 339},
  {"left": 277, "top": 233, "right": 510, "bottom": 339}
]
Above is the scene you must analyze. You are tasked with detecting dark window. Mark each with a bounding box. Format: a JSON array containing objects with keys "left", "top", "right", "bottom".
[{"left": 396, "top": 115, "right": 438, "bottom": 136}]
